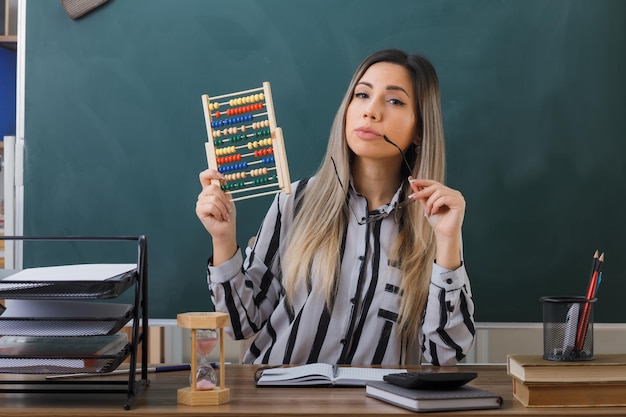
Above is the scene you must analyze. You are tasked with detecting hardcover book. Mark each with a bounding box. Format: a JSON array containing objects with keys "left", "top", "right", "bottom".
[
  {"left": 366, "top": 380, "right": 502, "bottom": 412},
  {"left": 507, "top": 354, "right": 626, "bottom": 383},
  {"left": 512, "top": 377, "right": 626, "bottom": 407}
]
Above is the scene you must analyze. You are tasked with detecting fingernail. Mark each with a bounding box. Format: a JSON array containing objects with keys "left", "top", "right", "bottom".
[{"left": 408, "top": 193, "right": 417, "bottom": 200}]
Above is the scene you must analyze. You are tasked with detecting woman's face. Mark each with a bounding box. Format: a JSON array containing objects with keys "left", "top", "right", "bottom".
[{"left": 345, "top": 62, "right": 417, "bottom": 166}]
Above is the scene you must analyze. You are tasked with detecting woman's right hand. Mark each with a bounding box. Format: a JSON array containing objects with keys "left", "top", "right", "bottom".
[{"left": 196, "top": 169, "right": 237, "bottom": 258}]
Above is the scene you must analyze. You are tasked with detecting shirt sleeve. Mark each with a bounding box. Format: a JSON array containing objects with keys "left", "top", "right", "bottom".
[
  {"left": 419, "top": 261, "right": 476, "bottom": 366},
  {"left": 207, "top": 191, "right": 292, "bottom": 340}
]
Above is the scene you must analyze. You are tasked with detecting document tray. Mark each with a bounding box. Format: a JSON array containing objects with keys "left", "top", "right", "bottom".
[{"left": 0, "top": 269, "right": 136, "bottom": 300}]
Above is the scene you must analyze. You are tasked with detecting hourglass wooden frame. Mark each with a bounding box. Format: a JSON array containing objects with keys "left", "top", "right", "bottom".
[
  {"left": 201, "top": 81, "right": 292, "bottom": 201},
  {"left": 176, "top": 312, "right": 230, "bottom": 406}
]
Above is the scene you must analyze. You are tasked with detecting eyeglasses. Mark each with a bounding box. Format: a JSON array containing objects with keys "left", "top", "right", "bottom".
[
  {"left": 331, "top": 136, "right": 416, "bottom": 225},
  {"left": 383, "top": 135, "right": 414, "bottom": 178}
]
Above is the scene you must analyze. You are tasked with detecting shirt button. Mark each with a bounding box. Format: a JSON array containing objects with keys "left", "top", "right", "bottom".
[
  {"left": 359, "top": 256, "right": 365, "bottom": 261},
  {"left": 446, "top": 278, "right": 453, "bottom": 284}
]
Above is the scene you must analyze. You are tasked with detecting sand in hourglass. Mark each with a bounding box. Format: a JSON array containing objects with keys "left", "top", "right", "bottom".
[
  {"left": 197, "top": 337, "right": 217, "bottom": 357},
  {"left": 196, "top": 331, "right": 218, "bottom": 390}
]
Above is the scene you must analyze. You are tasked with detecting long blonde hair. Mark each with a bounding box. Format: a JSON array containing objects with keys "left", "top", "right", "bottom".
[{"left": 282, "top": 50, "right": 446, "bottom": 342}]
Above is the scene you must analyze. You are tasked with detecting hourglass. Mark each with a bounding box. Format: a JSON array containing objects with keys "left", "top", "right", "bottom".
[
  {"left": 194, "top": 329, "right": 218, "bottom": 390},
  {"left": 177, "top": 312, "right": 230, "bottom": 406}
]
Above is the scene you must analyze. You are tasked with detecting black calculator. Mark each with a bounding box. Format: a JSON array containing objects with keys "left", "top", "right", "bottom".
[{"left": 383, "top": 371, "right": 477, "bottom": 390}]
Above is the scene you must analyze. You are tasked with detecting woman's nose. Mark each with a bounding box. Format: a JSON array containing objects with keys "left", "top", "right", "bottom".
[{"left": 363, "top": 102, "right": 381, "bottom": 120}]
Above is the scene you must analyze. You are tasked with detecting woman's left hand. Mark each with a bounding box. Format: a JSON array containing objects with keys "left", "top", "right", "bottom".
[{"left": 408, "top": 178, "right": 466, "bottom": 240}]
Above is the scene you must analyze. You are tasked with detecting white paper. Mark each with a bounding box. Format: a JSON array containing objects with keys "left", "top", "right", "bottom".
[{"left": 3, "top": 263, "right": 136, "bottom": 282}]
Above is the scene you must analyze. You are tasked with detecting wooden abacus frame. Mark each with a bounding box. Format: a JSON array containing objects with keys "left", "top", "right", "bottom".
[
  {"left": 176, "top": 312, "right": 230, "bottom": 406},
  {"left": 202, "top": 82, "right": 291, "bottom": 201}
]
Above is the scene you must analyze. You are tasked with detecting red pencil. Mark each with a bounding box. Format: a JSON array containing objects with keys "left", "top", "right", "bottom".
[{"left": 574, "top": 252, "right": 604, "bottom": 352}]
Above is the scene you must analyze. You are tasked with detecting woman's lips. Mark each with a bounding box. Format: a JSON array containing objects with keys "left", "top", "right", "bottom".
[{"left": 354, "top": 126, "right": 382, "bottom": 140}]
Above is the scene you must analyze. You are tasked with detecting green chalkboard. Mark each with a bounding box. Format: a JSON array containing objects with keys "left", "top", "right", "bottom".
[{"left": 23, "top": 0, "right": 626, "bottom": 322}]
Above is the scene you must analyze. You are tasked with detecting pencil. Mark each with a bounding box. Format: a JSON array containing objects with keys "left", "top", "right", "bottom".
[
  {"left": 586, "top": 250, "right": 599, "bottom": 293},
  {"left": 574, "top": 252, "right": 604, "bottom": 352},
  {"left": 45, "top": 363, "right": 192, "bottom": 380}
]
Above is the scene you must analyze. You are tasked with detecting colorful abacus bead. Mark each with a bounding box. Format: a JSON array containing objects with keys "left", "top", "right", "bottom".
[
  {"left": 250, "top": 168, "right": 268, "bottom": 177},
  {"left": 252, "top": 177, "right": 269, "bottom": 186}
]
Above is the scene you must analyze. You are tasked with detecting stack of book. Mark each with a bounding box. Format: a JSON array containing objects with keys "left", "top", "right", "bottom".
[{"left": 507, "top": 354, "right": 626, "bottom": 407}]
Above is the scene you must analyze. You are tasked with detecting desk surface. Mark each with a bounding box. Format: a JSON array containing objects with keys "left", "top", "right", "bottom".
[{"left": 0, "top": 364, "right": 625, "bottom": 416}]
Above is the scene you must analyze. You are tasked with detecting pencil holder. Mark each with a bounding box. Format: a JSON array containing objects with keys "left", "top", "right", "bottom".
[{"left": 540, "top": 296, "right": 596, "bottom": 361}]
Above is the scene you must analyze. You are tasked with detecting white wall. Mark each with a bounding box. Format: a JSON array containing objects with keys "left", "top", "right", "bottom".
[{"left": 152, "top": 321, "right": 626, "bottom": 365}]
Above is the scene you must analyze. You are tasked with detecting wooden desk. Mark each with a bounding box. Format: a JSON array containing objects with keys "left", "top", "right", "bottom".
[{"left": 0, "top": 364, "right": 625, "bottom": 416}]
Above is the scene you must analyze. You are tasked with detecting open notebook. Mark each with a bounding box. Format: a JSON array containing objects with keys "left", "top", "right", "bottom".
[{"left": 256, "top": 363, "right": 405, "bottom": 387}]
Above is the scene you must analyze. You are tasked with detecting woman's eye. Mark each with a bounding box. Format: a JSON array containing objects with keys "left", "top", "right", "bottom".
[
  {"left": 354, "top": 91, "right": 369, "bottom": 99},
  {"left": 389, "top": 98, "right": 406, "bottom": 106}
]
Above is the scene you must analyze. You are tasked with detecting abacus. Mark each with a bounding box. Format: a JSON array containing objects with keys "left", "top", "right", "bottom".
[{"left": 201, "top": 82, "right": 291, "bottom": 201}]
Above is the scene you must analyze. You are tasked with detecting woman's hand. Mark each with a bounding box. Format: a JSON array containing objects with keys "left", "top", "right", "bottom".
[
  {"left": 408, "top": 178, "right": 465, "bottom": 269},
  {"left": 196, "top": 169, "right": 238, "bottom": 264}
]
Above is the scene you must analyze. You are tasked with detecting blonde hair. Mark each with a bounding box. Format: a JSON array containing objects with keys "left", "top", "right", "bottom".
[{"left": 282, "top": 50, "right": 447, "bottom": 343}]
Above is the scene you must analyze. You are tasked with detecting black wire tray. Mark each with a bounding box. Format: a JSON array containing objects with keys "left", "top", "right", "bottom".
[
  {"left": 0, "top": 339, "right": 131, "bottom": 374},
  {"left": 0, "top": 300, "right": 133, "bottom": 337},
  {"left": 0, "top": 269, "right": 137, "bottom": 300}
]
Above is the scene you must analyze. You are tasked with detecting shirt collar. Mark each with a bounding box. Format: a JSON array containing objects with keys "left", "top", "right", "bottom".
[{"left": 348, "top": 179, "right": 405, "bottom": 217}]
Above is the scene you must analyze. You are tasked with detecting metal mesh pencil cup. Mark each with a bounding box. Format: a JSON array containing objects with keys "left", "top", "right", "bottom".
[{"left": 540, "top": 296, "right": 596, "bottom": 361}]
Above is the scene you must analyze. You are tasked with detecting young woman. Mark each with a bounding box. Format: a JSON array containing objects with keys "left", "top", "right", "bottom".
[{"left": 196, "top": 49, "right": 475, "bottom": 365}]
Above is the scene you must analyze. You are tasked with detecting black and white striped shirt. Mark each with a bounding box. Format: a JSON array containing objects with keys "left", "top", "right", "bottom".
[{"left": 208, "top": 178, "right": 475, "bottom": 365}]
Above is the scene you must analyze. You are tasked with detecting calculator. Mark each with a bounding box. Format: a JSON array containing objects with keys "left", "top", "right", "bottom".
[{"left": 383, "top": 371, "right": 477, "bottom": 390}]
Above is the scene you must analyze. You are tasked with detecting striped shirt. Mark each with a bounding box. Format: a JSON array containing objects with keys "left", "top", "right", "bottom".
[{"left": 208, "top": 178, "right": 475, "bottom": 365}]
